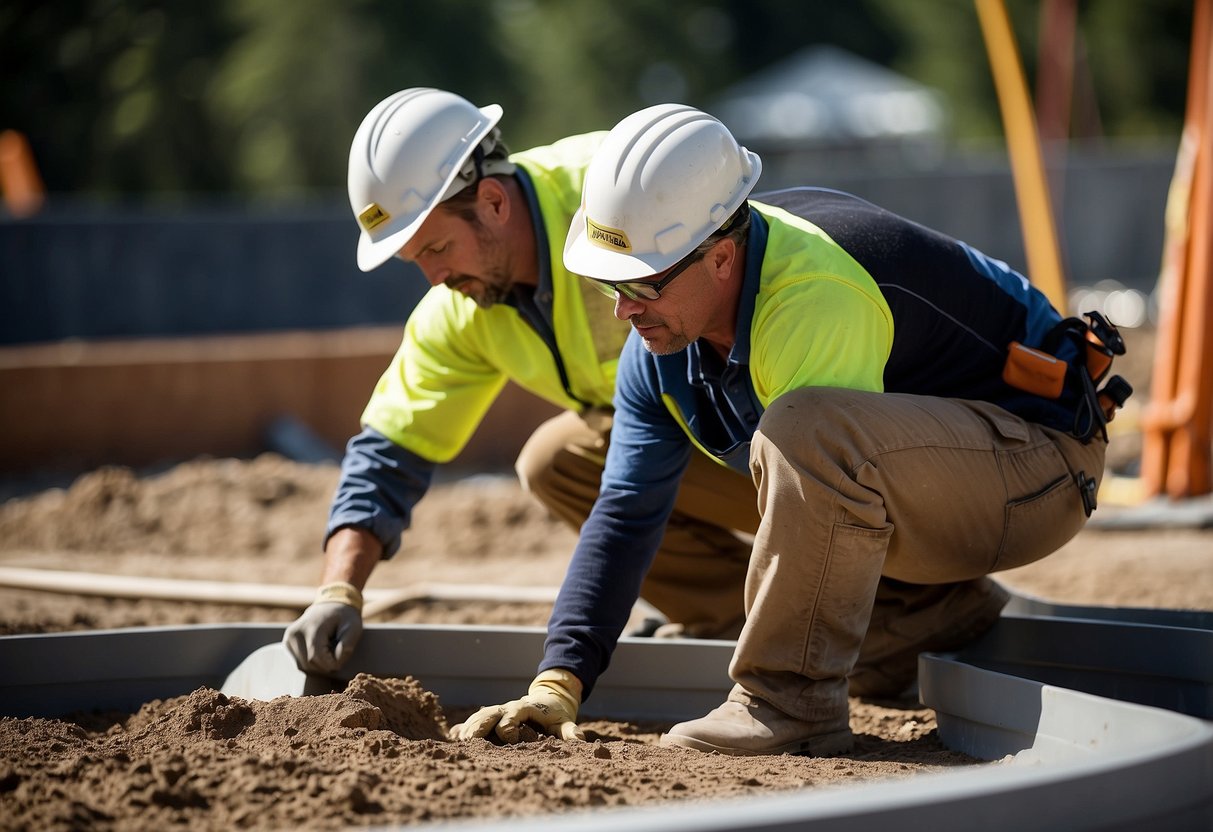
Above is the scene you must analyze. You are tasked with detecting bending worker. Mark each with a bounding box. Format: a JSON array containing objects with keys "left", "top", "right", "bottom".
[
  {"left": 451, "top": 104, "right": 1127, "bottom": 756},
  {"left": 284, "top": 90, "right": 760, "bottom": 674}
]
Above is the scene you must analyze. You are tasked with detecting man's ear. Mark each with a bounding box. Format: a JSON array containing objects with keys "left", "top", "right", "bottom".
[
  {"left": 476, "top": 177, "right": 510, "bottom": 226},
  {"left": 706, "top": 237, "right": 738, "bottom": 280}
]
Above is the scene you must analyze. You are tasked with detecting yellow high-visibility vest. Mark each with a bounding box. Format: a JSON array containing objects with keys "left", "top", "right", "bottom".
[{"left": 361, "top": 132, "right": 630, "bottom": 463}]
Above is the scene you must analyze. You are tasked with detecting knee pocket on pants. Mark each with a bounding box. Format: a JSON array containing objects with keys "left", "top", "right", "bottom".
[{"left": 994, "top": 474, "right": 1084, "bottom": 572}]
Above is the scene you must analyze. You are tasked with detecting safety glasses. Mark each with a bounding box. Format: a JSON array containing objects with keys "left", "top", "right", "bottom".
[{"left": 585, "top": 248, "right": 704, "bottom": 301}]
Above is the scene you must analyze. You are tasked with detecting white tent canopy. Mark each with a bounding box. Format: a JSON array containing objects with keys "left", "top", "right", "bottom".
[{"left": 711, "top": 45, "right": 948, "bottom": 149}]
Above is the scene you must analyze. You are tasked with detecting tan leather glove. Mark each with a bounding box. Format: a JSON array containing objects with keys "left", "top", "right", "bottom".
[{"left": 449, "top": 669, "right": 585, "bottom": 742}]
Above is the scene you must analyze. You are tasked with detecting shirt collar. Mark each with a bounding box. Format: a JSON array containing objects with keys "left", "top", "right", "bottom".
[
  {"left": 511, "top": 167, "right": 554, "bottom": 302},
  {"left": 731, "top": 208, "right": 768, "bottom": 366}
]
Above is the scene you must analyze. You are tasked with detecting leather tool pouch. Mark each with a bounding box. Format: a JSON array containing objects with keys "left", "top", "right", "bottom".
[{"left": 1002, "top": 310, "right": 1132, "bottom": 443}]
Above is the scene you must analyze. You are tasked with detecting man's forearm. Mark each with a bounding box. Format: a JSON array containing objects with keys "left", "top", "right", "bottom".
[
  {"left": 319, "top": 526, "right": 383, "bottom": 590},
  {"left": 326, "top": 426, "right": 437, "bottom": 559}
]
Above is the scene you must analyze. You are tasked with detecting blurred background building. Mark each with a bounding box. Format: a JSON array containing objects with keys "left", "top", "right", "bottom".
[{"left": 712, "top": 44, "right": 950, "bottom": 169}]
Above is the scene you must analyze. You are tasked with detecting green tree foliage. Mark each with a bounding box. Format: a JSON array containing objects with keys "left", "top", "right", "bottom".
[
  {"left": 0, "top": 0, "right": 1195, "bottom": 198},
  {"left": 1084, "top": 0, "right": 1193, "bottom": 139},
  {"left": 1, "top": 0, "right": 239, "bottom": 195},
  {"left": 207, "top": 0, "right": 369, "bottom": 194}
]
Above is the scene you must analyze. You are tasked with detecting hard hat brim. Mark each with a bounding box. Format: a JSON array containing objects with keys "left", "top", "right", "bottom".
[{"left": 355, "top": 103, "right": 504, "bottom": 273}]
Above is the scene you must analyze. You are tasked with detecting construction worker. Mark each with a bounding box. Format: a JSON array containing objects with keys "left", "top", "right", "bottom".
[
  {"left": 450, "top": 104, "right": 1125, "bottom": 755},
  {"left": 284, "top": 90, "right": 761, "bottom": 674}
]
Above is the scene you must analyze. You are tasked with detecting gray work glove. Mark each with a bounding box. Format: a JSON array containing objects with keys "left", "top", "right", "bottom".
[{"left": 283, "top": 582, "right": 364, "bottom": 674}]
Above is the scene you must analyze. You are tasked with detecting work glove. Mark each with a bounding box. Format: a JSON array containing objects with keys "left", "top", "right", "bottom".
[
  {"left": 449, "top": 669, "right": 585, "bottom": 742},
  {"left": 282, "top": 581, "right": 364, "bottom": 674}
]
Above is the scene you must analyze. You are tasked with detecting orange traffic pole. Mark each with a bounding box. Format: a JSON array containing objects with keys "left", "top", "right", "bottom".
[
  {"left": 1142, "top": 127, "right": 1196, "bottom": 495},
  {"left": 1167, "top": 0, "right": 1213, "bottom": 498},
  {"left": 0, "top": 130, "right": 45, "bottom": 218},
  {"left": 975, "top": 0, "right": 1069, "bottom": 313},
  {"left": 1141, "top": 0, "right": 1213, "bottom": 499}
]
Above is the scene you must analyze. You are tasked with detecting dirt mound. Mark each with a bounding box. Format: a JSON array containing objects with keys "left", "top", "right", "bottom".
[
  {"left": 0, "top": 677, "right": 971, "bottom": 831},
  {"left": 0, "top": 456, "right": 576, "bottom": 569},
  {"left": 344, "top": 673, "right": 449, "bottom": 741},
  {"left": 0, "top": 456, "right": 336, "bottom": 561}
]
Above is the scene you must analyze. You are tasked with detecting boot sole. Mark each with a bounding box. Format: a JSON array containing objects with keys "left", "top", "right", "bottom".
[{"left": 659, "top": 728, "right": 854, "bottom": 757}]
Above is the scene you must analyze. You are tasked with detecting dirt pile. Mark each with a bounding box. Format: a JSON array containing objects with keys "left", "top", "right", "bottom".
[
  {"left": 0, "top": 458, "right": 578, "bottom": 635},
  {"left": 0, "top": 457, "right": 336, "bottom": 561},
  {"left": 0, "top": 459, "right": 996, "bottom": 830},
  {"left": 0, "top": 673, "right": 971, "bottom": 831}
]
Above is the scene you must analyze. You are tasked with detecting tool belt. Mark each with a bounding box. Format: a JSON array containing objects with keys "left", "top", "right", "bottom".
[{"left": 1002, "top": 310, "right": 1133, "bottom": 445}]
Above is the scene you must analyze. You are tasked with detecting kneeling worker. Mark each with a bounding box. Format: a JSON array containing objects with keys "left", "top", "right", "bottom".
[{"left": 450, "top": 103, "right": 1127, "bottom": 755}]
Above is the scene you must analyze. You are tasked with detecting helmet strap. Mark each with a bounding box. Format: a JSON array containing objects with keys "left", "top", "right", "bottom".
[{"left": 440, "top": 132, "right": 516, "bottom": 203}]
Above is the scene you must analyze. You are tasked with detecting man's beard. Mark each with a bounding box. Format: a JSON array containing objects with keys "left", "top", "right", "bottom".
[
  {"left": 446, "top": 270, "right": 511, "bottom": 309},
  {"left": 631, "top": 317, "right": 690, "bottom": 355},
  {"left": 639, "top": 333, "right": 690, "bottom": 355},
  {"left": 450, "top": 220, "right": 512, "bottom": 309}
]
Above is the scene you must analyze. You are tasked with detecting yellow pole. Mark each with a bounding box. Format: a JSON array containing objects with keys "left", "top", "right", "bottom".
[{"left": 975, "top": 0, "right": 1069, "bottom": 312}]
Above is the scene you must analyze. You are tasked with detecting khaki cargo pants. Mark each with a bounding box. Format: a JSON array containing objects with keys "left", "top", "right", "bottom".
[{"left": 737, "top": 387, "right": 1105, "bottom": 721}]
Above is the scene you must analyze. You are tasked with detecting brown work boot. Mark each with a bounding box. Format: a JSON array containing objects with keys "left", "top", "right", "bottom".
[
  {"left": 660, "top": 686, "right": 853, "bottom": 757},
  {"left": 848, "top": 577, "right": 1010, "bottom": 699}
]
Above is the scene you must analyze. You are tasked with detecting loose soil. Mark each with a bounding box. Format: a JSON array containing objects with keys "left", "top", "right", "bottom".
[{"left": 1, "top": 327, "right": 1210, "bottom": 831}]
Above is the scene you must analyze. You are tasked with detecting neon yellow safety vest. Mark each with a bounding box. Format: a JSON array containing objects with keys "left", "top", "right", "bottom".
[{"left": 360, "top": 132, "right": 631, "bottom": 463}]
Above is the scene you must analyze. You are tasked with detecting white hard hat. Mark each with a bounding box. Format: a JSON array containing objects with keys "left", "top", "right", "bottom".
[
  {"left": 563, "top": 104, "right": 761, "bottom": 281},
  {"left": 348, "top": 88, "right": 508, "bottom": 272}
]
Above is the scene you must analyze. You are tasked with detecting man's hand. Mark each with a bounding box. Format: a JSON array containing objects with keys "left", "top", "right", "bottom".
[
  {"left": 449, "top": 669, "right": 585, "bottom": 742},
  {"left": 283, "top": 582, "right": 364, "bottom": 674}
]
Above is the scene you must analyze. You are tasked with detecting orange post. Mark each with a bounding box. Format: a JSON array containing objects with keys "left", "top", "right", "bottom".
[
  {"left": 0, "top": 130, "right": 45, "bottom": 218},
  {"left": 1141, "top": 0, "right": 1213, "bottom": 499}
]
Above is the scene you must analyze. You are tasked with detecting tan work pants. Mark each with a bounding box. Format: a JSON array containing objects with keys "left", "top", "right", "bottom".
[
  {"left": 735, "top": 388, "right": 1106, "bottom": 722},
  {"left": 515, "top": 409, "right": 759, "bottom": 635}
]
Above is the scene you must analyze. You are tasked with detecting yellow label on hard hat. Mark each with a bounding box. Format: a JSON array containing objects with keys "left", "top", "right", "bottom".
[
  {"left": 358, "top": 203, "right": 391, "bottom": 232},
  {"left": 586, "top": 218, "right": 631, "bottom": 252}
]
